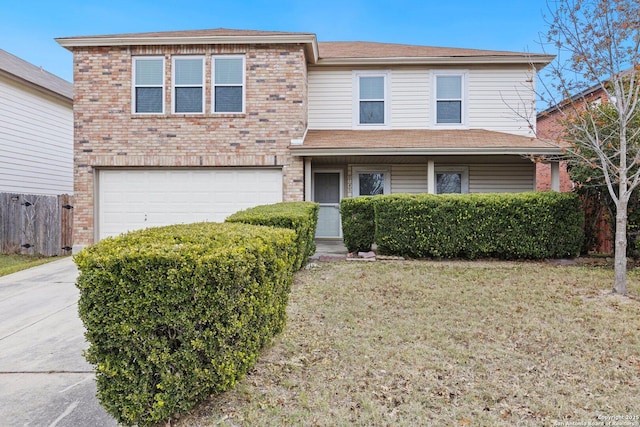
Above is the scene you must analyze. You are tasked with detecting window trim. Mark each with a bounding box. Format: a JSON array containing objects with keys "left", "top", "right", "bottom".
[
  {"left": 132, "top": 56, "right": 165, "bottom": 115},
  {"left": 212, "top": 55, "right": 246, "bottom": 114},
  {"left": 434, "top": 166, "right": 469, "bottom": 194},
  {"left": 352, "top": 166, "right": 391, "bottom": 196},
  {"left": 432, "top": 70, "right": 468, "bottom": 128},
  {"left": 353, "top": 71, "right": 391, "bottom": 129},
  {"left": 171, "top": 55, "right": 205, "bottom": 114}
]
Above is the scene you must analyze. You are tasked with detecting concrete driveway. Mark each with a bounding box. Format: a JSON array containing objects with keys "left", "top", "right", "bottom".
[{"left": 0, "top": 257, "right": 118, "bottom": 427}]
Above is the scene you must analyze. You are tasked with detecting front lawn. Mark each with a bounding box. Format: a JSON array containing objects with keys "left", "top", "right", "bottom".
[
  {"left": 0, "top": 253, "right": 61, "bottom": 277},
  {"left": 175, "top": 261, "right": 640, "bottom": 426}
]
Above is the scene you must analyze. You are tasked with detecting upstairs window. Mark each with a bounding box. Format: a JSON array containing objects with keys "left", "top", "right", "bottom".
[
  {"left": 133, "top": 57, "right": 164, "bottom": 114},
  {"left": 173, "top": 57, "right": 204, "bottom": 113},
  {"left": 434, "top": 73, "right": 466, "bottom": 125},
  {"left": 213, "top": 56, "right": 245, "bottom": 113},
  {"left": 354, "top": 72, "right": 389, "bottom": 127}
]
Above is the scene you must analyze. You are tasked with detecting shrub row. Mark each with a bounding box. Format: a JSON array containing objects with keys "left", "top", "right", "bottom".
[
  {"left": 341, "top": 192, "right": 584, "bottom": 259},
  {"left": 226, "top": 201, "right": 319, "bottom": 270},
  {"left": 74, "top": 222, "right": 297, "bottom": 426}
]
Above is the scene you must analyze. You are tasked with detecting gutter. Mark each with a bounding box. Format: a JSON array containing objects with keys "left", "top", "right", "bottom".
[{"left": 289, "top": 146, "right": 564, "bottom": 156}]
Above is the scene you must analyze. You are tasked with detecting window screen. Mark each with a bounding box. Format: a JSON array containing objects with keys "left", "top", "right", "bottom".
[
  {"left": 436, "top": 75, "right": 463, "bottom": 124},
  {"left": 174, "top": 58, "right": 203, "bottom": 113},
  {"left": 359, "top": 76, "right": 385, "bottom": 124},
  {"left": 214, "top": 57, "right": 244, "bottom": 113},
  {"left": 134, "top": 58, "right": 163, "bottom": 113}
]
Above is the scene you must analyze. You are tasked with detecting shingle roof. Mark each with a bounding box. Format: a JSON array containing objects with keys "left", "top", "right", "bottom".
[
  {"left": 291, "top": 129, "right": 562, "bottom": 156},
  {"left": 56, "top": 28, "right": 552, "bottom": 67},
  {"left": 318, "top": 41, "right": 540, "bottom": 60},
  {"left": 0, "top": 49, "right": 72, "bottom": 100}
]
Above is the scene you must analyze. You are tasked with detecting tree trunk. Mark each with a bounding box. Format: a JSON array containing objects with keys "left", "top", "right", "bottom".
[{"left": 613, "top": 198, "right": 628, "bottom": 294}]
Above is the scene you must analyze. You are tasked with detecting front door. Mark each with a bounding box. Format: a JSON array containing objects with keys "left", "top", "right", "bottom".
[{"left": 314, "top": 171, "right": 342, "bottom": 238}]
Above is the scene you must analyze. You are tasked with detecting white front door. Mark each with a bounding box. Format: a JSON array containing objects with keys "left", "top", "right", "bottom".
[{"left": 314, "top": 171, "right": 342, "bottom": 238}]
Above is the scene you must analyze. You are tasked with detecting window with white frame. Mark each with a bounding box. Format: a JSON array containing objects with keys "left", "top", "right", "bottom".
[
  {"left": 172, "top": 57, "right": 204, "bottom": 113},
  {"left": 353, "top": 167, "right": 391, "bottom": 196},
  {"left": 354, "top": 72, "right": 388, "bottom": 126},
  {"left": 213, "top": 56, "right": 245, "bottom": 113},
  {"left": 435, "top": 167, "right": 469, "bottom": 194},
  {"left": 434, "top": 73, "right": 466, "bottom": 125},
  {"left": 133, "top": 57, "right": 164, "bottom": 114}
]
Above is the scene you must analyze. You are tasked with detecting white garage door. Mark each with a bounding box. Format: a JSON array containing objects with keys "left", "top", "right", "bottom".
[{"left": 98, "top": 168, "right": 283, "bottom": 240}]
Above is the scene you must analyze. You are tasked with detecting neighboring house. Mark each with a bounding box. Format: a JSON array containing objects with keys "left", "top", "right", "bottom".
[
  {"left": 56, "top": 28, "right": 562, "bottom": 251},
  {"left": 0, "top": 49, "right": 73, "bottom": 195},
  {"left": 537, "top": 83, "right": 614, "bottom": 253},
  {"left": 535, "top": 83, "right": 609, "bottom": 192}
]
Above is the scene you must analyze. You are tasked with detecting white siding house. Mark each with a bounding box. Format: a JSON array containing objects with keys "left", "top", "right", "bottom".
[
  {"left": 0, "top": 49, "right": 73, "bottom": 195},
  {"left": 297, "top": 41, "right": 558, "bottom": 237}
]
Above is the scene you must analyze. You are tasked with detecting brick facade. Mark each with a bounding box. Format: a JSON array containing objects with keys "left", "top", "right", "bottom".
[
  {"left": 535, "top": 111, "right": 573, "bottom": 192},
  {"left": 71, "top": 44, "right": 308, "bottom": 246}
]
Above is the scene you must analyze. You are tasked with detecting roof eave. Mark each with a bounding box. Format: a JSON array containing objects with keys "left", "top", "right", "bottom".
[
  {"left": 56, "top": 34, "right": 320, "bottom": 63},
  {"left": 315, "top": 55, "right": 555, "bottom": 68},
  {"left": 289, "top": 146, "right": 564, "bottom": 156}
]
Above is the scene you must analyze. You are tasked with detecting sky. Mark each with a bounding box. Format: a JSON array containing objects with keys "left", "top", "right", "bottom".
[{"left": 1, "top": 0, "right": 556, "bottom": 84}]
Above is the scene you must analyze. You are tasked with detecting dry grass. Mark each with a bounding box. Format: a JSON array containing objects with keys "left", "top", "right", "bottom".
[
  {"left": 174, "top": 260, "right": 640, "bottom": 427},
  {"left": 0, "top": 253, "right": 60, "bottom": 277}
]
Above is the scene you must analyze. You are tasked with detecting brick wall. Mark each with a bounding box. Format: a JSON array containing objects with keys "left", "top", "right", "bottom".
[
  {"left": 72, "top": 43, "right": 308, "bottom": 247},
  {"left": 535, "top": 109, "right": 573, "bottom": 192}
]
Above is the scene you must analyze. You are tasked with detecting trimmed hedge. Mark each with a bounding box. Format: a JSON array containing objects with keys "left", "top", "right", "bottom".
[
  {"left": 225, "top": 201, "right": 319, "bottom": 270},
  {"left": 374, "top": 192, "right": 584, "bottom": 259},
  {"left": 74, "top": 222, "right": 297, "bottom": 426},
  {"left": 340, "top": 196, "right": 377, "bottom": 252}
]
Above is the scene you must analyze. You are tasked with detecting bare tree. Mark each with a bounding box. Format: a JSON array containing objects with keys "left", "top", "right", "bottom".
[{"left": 542, "top": 0, "right": 640, "bottom": 294}]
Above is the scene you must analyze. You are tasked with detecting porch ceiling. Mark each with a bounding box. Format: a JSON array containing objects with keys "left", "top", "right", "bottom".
[{"left": 290, "top": 129, "right": 563, "bottom": 157}]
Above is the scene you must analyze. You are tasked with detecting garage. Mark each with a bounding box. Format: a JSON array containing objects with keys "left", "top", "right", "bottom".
[{"left": 97, "top": 168, "right": 283, "bottom": 240}]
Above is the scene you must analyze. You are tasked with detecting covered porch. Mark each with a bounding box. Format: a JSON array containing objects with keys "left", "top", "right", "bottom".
[{"left": 290, "top": 129, "right": 563, "bottom": 239}]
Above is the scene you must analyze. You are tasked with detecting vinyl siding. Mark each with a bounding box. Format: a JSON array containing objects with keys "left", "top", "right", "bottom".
[
  {"left": 0, "top": 76, "right": 73, "bottom": 195},
  {"left": 339, "top": 158, "right": 534, "bottom": 196},
  {"left": 308, "top": 68, "right": 353, "bottom": 129},
  {"left": 467, "top": 68, "right": 535, "bottom": 136},
  {"left": 468, "top": 163, "right": 535, "bottom": 193},
  {"left": 390, "top": 69, "right": 429, "bottom": 129},
  {"left": 308, "top": 66, "right": 535, "bottom": 135},
  {"left": 391, "top": 164, "right": 428, "bottom": 193}
]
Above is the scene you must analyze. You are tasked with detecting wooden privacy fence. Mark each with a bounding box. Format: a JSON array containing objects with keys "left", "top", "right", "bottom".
[{"left": 0, "top": 193, "right": 74, "bottom": 257}]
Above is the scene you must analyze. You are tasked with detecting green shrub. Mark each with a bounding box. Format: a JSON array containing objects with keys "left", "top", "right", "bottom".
[
  {"left": 340, "top": 197, "right": 377, "bottom": 252},
  {"left": 74, "top": 222, "right": 297, "bottom": 426},
  {"left": 226, "top": 201, "right": 319, "bottom": 270},
  {"left": 374, "top": 192, "right": 584, "bottom": 259}
]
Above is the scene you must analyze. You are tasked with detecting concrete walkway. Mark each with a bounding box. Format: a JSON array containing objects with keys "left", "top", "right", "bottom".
[
  {"left": 0, "top": 257, "right": 118, "bottom": 427},
  {"left": 310, "top": 240, "right": 348, "bottom": 261}
]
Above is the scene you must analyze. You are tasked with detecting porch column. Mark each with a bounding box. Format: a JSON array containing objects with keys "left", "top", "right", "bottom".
[
  {"left": 427, "top": 160, "right": 436, "bottom": 194},
  {"left": 550, "top": 161, "right": 560, "bottom": 192},
  {"left": 304, "top": 158, "right": 312, "bottom": 201}
]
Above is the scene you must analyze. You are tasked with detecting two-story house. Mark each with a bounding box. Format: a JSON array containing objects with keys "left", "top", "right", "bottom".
[{"left": 56, "top": 29, "right": 562, "bottom": 251}]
